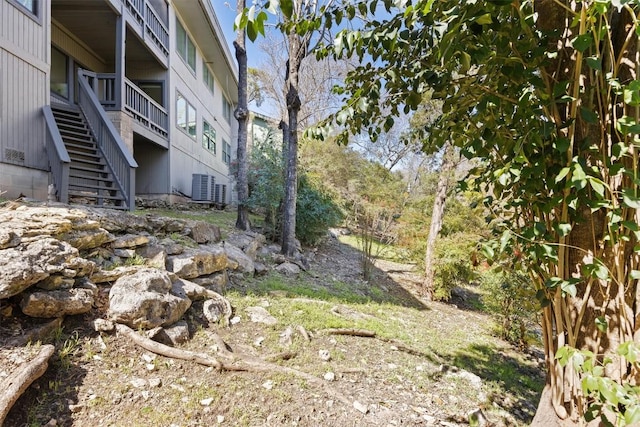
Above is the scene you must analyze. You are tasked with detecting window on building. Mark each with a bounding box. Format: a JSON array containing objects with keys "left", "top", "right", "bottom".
[
  {"left": 176, "top": 19, "right": 196, "bottom": 72},
  {"left": 51, "top": 47, "right": 69, "bottom": 99},
  {"left": 223, "top": 97, "right": 232, "bottom": 123},
  {"left": 203, "top": 120, "right": 216, "bottom": 154},
  {"left": 176, "top": 92, "right": 196, "bottom": 138},
  {"left": 222, "top": 140, "right": 232, "bottom": 165},
  {"left": 203, "top": 61, "right": 215, "bottom": 94},
  {"left": 10, "top": 0, "right": 38, "bottom": 17}
]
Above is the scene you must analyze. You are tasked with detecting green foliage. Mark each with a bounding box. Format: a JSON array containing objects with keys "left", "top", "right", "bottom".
[
  {"left": 480, "top": 269, "right": 538, "bottom": 347},
  {"left": 557, "top": 343, "right": 640, "bottom": 426},
  {"left": 295, "top": 175, "right": 343, "bottom": 245},
  {"left": 431, "top": 233, "right": 477, "bottom": 301},
  {"left": 248, "top": 133, "right": 342, "bottom": 245}
]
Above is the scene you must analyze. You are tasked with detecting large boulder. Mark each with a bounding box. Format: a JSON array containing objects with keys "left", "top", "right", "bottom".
[
  {"left": 189, "top": 222, "right": 221, "bottom": 244},
  {"left": 108, "top": 268, "right": 191, "bottom": 329},
  {"left": 166, "top": 246, "right": 227, "bottom": 279},
  {"left": 20, "top": 288, "right": 94, "bottom": 317},
  {"left": 0, "top": 238, "right": 79, "bottom": 299},
  {"left": 224, "top": 243, "right": 255, "bottom": 275}
]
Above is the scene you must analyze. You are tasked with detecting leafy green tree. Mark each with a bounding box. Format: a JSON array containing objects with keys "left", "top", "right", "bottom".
[{"left": 301, "top": 0, "right": 640, "bottom": 424}]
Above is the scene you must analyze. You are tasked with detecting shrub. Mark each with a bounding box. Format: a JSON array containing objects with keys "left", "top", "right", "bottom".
[
  {"left": 480, "top": 268, "right": 538, "bottom": 347},
  {"left": 296, "top": 175, "right": 343, "bottom": 245},
  {"left": 432, "top": 233, "right": 477, "bottom": 300}
]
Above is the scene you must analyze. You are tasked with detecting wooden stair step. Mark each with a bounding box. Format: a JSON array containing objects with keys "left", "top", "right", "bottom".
[
  {"left": 69, "top": 182, "right": 117, "bottom": 191},
  {"left": 62, "top": 134, "right": 97, "bottom": 145},
  {"left": 68, "top": 191, "right": 125, "bottom": 201}
]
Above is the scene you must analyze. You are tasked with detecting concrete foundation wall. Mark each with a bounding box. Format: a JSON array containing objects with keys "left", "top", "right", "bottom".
[{"left": 0, "top": 163, "right": 49, "bottom": 200}]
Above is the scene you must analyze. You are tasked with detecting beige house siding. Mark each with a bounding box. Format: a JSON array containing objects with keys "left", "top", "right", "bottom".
[{"left": 52, "top": 20, "right": 107, "bottom": 72}]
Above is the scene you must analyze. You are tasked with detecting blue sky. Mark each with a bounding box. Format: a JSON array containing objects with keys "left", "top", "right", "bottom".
[{"left": 213, "top": 1, "right": 263, "bottom": 68}]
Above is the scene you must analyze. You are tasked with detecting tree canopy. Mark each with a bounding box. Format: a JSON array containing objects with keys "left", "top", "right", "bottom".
[{"left": 241, "top": 0, "right": 640, "bottom": 424}]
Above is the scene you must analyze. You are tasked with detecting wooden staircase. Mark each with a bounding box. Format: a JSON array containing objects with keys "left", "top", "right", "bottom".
[{"left": 51, "top": 105, "right": 127, "bottom": 209}]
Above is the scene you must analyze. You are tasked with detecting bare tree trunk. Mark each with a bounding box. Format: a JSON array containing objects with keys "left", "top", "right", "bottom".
[
  {"left": 234, "top": 0, "right": 250, "bottom": 231},
  {"left": 423, "top": 142, "right": 455, "bottom": 297},
  {"left": 281, "top": 32, "right": 303, "bottom": 257}
]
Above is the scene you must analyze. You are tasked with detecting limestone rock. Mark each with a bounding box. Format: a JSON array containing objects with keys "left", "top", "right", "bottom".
[
  {"left": 224, "top": 243, "right": 255, "bottom": 275},
  {"left": 136, "top": 245, "right": 168, "bottom": 269},
  {"left": 158, "top": 238, "right": 185, "bottom": 255},
  {"left": 246, "top": 306, "right": 277, "bottom": 325},
  {"left": 151, "top": 320, "right": 190, "bottom": 346},
  {"left": 90, "top": 266, "right": 140, "bottom": 284},
  {"left": 203, "top": 298, "right": 228, "bottom": 323},
  {"left": 114, "top": 248, "right": 136, "bottom": 258},
  {"left": 61, "top": 228, "right": 112, "bottom": 250},
  {"left": 35, "top": 275, "right": 75, "bottom": 291},
  {"left": 20, "top": 288, "right": 94, "bottom": 317},
  {"left": 189, "top": 222, "right": 221, "bottom": 244},
  {"left": 192, "top": 272, "right": 228, "bottom": 294},
  {"left": 254, "top": 262, "right": 269, "bottom": 276},
  {"left": 0, "top": 238, "right": 79, "bottom": 299},
  {"left": 166, "top": 247, "right": 227, "bottom": 279},
  {"left": 275, "top": 262, "right": 301, "bottom": 276},
  {"left": 0, "top": 231, "right": 20, "bottom": 249},
  {"left": 112, "top": 234, "right": 150, "bottom": 249},
  {"left": 65, "top": 256, "right": 96, "bottom": 277},
  {"left": 108, "top": 268, "right": 191, "bottom": 329},
  {"left": 225, "top": 231, "right": 266, "bottom": 260}
]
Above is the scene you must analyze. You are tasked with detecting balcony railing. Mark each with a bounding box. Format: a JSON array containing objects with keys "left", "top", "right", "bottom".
[
  {"left": 43, "top": 105, "right": 70, "bottom": 204},
  {"left": 125, "top": 0, "right": 168, "bottom": 57},
  {"left": 78, "top": 70, "right": 137, "bottom": 211},
  {"left": 89, "top": 73, "right": 168, "bottom": 139},
  {"left": 145, "top": 3, "right": 169, "bottom": 56},
  {"left": 124, "top": 77, "right": 169, "bottom": 138}
]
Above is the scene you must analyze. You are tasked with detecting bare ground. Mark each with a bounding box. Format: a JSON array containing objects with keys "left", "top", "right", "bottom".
[{"left": 1, "top": 235, "right": 544, "bottom": 427}]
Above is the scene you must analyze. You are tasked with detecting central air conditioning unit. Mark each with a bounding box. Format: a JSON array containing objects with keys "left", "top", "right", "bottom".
[
  {"left": 192, "top": 174, "right": 215, "bottom": 201},
  {"left": 214, "top": 183, "right": 227, "bottom": 205}
]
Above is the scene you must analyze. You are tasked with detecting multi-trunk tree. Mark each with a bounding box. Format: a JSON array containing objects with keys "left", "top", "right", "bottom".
[{"left": 308, "top": 0, "right": 640, "bottom": 425}]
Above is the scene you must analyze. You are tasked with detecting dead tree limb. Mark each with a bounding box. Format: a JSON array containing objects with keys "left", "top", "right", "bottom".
[
  {"left": 0, "top": 344, "right": 56, "bottom": 424},
  {"left": 322, "top": 328, "right": 377, "bottom": 338},
  {"left": 117, "top": 324, "right": 352, "bottom": 407},
  {"left": 116, "top": 324, "right": 244, "bottom": 371}
]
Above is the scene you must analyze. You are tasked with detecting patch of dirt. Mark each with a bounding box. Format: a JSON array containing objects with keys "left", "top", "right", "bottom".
[{"left": 1, "top": 234, "right": 543, "bottom": 427}]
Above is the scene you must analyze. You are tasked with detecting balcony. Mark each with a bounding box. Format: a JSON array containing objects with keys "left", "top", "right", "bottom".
[
  {"left": 87, "top": 72, "right": 168, "bottom": 140},
  {"left": 125, "top": 0, "right": 169, "bottom": 59}
]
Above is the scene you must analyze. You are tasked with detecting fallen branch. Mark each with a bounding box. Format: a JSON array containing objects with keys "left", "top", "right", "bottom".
[
  {"left": 296, "top": 325, "right": 311, "bottom": 341},
  {"left": 116, "top": 324, "right": 243, "bottom": 371},
  {"left": 321, "top": 328, "right": 439, "bottom": 361},
  {"left": 117, "top": 324, "right": 352, "bottom": 407},
  {"left": 322, "top": 328, "right": 376, "bottom": 338},
  {"left": 0, "top": 344, "right": 56, "bottom": 424}
]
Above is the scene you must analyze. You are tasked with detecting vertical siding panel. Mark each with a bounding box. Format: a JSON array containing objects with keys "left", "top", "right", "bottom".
[{"left": 1, "top": 0, "right": 48, "bottom": 170}]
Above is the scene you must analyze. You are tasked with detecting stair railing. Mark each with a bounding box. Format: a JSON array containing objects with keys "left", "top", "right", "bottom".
[
  {"left": 77, "top": 69, "right": 138, "bottom": 210},
  {"left": 43, "top": 105, "right": 70, "bottom": 204}
]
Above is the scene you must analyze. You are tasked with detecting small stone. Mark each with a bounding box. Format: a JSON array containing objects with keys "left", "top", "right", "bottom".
[
  {"left": 318, "top": 349, "right": 331, "bottom": 361},
  {"left": 217, "top": 415, "right": 225, "bottom": 424},
  {"left": 44, "top": 419, "right": 57, "bottom": 427},
  {"left": 93, "top": 318, "right": 114, "bottom": 332},
  {"left": 1, "top": 305, "right": 13, "bottom": 317},
  {"left": 253, "top": 336, "right": 265, "bottom": 347},
  {"left": 200, "top": 397, "right": 214, "bottom": 406},
  {"left": 141, "top": 390, "right": 151, "bottom": 400},
  {"left": 230, "top": 316, "right": 241, "bottom": 325},
  {"left": 130, "top": 378, "right": 147, "bottom": 388},
  {"left": 353, "top": 400, "right": 368, "bottom": 414},
  {"left": 323, "top": 372, "right": 335, "bottom": 381},
  {"left": 68, "top": 404, "right": 84, "bottom": 413},
  {"left": 149, "top": 378, "right": 162, "bottom": 388},
  {"left": 145, "top": 363, "right": 156, "bottom": 371},
  {"left": 262, "top": 380, "right": 274, "bottom": 390},
  {"left": 142, "top": 353, "right": 156, "bottom": 363}
]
